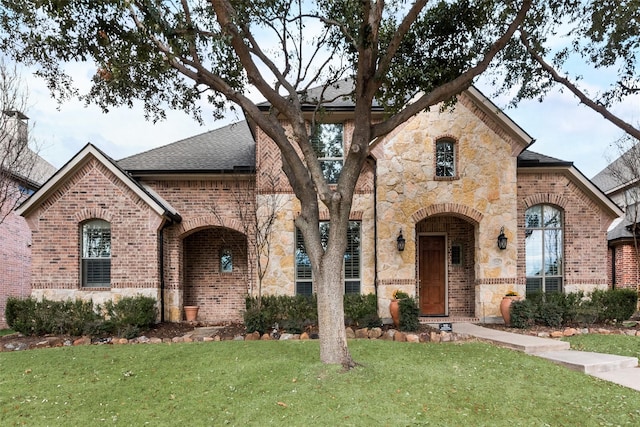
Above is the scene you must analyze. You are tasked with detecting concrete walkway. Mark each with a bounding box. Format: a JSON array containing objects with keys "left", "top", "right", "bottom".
[{"left": 455, "top": 323, "right": 640, "bottom": 391}]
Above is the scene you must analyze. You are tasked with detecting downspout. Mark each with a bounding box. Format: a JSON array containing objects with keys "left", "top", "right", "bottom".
[
  {"left": 372, "top": 157, "right": 379, "bottom": 312},
  {"left": 611, "top": 245, "right": 616, "bottom": 290},
  {"left": 159, "top": 227, "right": 165, "bottom": 322}
]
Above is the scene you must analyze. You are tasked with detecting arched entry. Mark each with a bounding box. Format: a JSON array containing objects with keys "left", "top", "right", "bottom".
[
  {"left": 182, "top": 227, "right": 248, "bottom": 322},
  {"left": 416, "top": 215, "right": 476, "bottom": 317}
]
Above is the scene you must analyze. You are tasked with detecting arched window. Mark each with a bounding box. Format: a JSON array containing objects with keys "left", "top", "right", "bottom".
[
  {"left": 220, "top": 249, "right": 233, "bottom": 272},
  {"left": 435, "top": 138, "right": 456, "bottom": 177},
  {"left": 81, "top": 219, "right": 111, "bottom": 287},
  {"left": 525, "top": 205, "right": 563, "bottom": 295}
]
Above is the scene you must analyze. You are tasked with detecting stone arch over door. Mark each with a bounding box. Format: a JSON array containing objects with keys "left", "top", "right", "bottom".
[
  {"left": 181, "top": 226, "right": 249, "bottom": 323},
  {"left": 414, "top": 206, "right": 479, "bottom": 317}
]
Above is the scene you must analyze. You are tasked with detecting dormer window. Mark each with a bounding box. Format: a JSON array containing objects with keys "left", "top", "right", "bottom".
[
  {"left": 435, "top": 138, "right": 456, "bottom": 178},
  {"left": 311, "top": 123, "right": 343, "bottom": 184}
]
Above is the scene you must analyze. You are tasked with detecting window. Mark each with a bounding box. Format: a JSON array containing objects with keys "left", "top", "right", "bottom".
[
  {"left": 451, "top": 243, "right": 463, "bottom": 266},
  {"left": 220, "top": 249, "right": 233, "bottom": 272},
  {"left": 435, "top": 138, "right": 456, "bottom": 177},
  {"left": 311, "top": 123, "right": 344, "bottom": 184},
  {"left": 525, "top": 205, "right": 563, "bottom": 295},
  {"left": 295, "top": 221, "right": 361, "bottom": 295},
  {"left": 81, "top": 219, "right": 111, "bottom": 287}
]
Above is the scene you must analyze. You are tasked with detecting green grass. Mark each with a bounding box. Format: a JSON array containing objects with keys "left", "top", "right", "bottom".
[
  {"left": 1, "top": 340, "right": 639, "bottom": 426},
  {"left": 0, "top": 329, "right": 14, "bottom": 337},
  {"left": 564, "top": 333, "right": 640, "bottom": 359}
]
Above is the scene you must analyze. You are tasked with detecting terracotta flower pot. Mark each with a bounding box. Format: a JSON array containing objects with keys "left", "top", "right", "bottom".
[
  {"left": 390, "top": 299, "right": 400, "bottom": 327},
  {"left": 184, "top": 305, "right": 199, "bottom": 322},
  {"left": 500, "top": 296, "right": 520, "bottom": 326}
]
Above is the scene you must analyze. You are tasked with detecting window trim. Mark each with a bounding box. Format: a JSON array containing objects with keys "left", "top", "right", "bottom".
[
  {"left": 220, "top": 248, "right": 233, "bottom": 273},
  {"left": 80, "top": 219, "right": 111, "bottom": 288},
  {"left": 311, "top": 123, "right": 344, "bottom": 184},
  {"left": 525, "top": 204, "right": 564, "bottom": 295},
  {"left": 434, "top": 137, "right": 459, "bottom": 180},
  {"left": 295, "top": 220, "right": 361, "bottom": 295}
]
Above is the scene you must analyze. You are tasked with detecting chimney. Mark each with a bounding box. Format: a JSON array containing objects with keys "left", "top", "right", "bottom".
[{"left": 3, "top": 110, "right": 28, "bottom": 144}]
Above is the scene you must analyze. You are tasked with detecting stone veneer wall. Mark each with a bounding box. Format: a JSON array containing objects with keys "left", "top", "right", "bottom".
[
  {"left": 0, "top": 181, "right": 32, "bottom": 328},
  {"left": 517, "top": 171, "right": 614, "bottom": 296},
  {"left": 24, "top": 158, "right": 164, "bottom": 309},
  {"left": 372, "top": 99, "right": 520, "bottom": 321}
]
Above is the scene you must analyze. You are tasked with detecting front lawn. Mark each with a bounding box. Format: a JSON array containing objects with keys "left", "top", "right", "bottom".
[
  {"left": 564, "top": 334, "right": 640, "bottom": 359},
  {"left": 1, "top": 340, "right": 639, "bottom": 425}
]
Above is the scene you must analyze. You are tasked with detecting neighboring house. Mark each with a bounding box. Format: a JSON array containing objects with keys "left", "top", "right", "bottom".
[
  {"left": 16, "top": 85, "right": 622, "bottom": 324},
  {"left": 0, "top": 111, "right": 56, "bottom": 328},
  {"left": 592, "top": 148, "right": 640, "bottom": 295}
]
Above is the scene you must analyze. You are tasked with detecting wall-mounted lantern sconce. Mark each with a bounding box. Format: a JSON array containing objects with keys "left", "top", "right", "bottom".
[
  {"left": 497, "top": 226, "right": 508, "bottom": 250},
  {"left": 397, "top": 229, "right": 406, "bottom": 252}
]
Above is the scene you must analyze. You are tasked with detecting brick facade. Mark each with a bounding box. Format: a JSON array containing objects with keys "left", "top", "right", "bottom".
[
  {"left": 0, "top": 181, "right": 31, "bottom": 328},
  {"left": 610, "top": 243, "right": 640, "bottom": 290},
  {"left": 517, "top": 171, "right": 614, "bottom": 293}
]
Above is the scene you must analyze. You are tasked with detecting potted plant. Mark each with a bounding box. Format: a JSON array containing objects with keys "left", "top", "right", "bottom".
[
  {"left": 500, "top": 290, "right": 521, "bottom": 326},
  {"left": 390, "top": 290, "right": 409, "bottom": 327}
]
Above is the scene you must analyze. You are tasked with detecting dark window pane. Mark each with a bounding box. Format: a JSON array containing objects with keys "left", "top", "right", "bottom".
[
  {"left": 296, "top": 281, "right": 313, "bottom": 296},
  {"left": 545, "top": 277, "right": 563, "bottom": 294},
  {"left": 451, "top": 244, "right": 462, "bottom": 265},
  {"left": 526, "top": 278, "right": 542, "bottom": 295},
  {"left": 345, "top": 281, "right": 360, "bottom": 294},
  {"left": 83, "top": 259, "right": 111, "bottom": 287}
]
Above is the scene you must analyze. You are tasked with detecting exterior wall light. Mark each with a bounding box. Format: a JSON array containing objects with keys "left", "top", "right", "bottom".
[
  {"left": 397, "top": 229, "right": 406, "bottom": 252},
  {"left": 497, "top": 226, "right": 508, "bottom": 250}
]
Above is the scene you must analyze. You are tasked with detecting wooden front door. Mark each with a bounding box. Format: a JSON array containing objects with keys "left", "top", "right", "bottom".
[{"left": 419, "top": 235, "right": 446, "bottom": 315}]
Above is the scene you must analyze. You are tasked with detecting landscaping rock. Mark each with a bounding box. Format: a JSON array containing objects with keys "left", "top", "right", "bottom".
[
  {"left": 430, "top": 331, "right": 441, "bottom": 343},
  {"left": 233, "top": 335, "right": 245, "bottom": 341},
  {"left": 394, "top": 332, "right": 407, "bottom": 342},
  {"left": 244, "top": 331, "right": 261, "bottom": 341},
  {"left": 279, "top": 333, "right": 295, "bottom": 340},
  {"left": 406, "top": 334, "right": 420, "bottom": 343},
  {"left": 381, "top": 330, "right": 394, "bottom": 340},
  {"left": 355, "top": 328, "right": 369, "bottom": 339},
  {"left": 149, "top": 337, "right": 163, "bottom": 344},
  {"left": 300, "top": 332, "right": 309, "bottom": 340},
  {"left": 345, "top": 327, "right": 355, "bottom": 339},
  {"left": 440, "top": 332, "right": 452, "bottom": 342},
  {"left": 73, "top": 337, "right": 91, "bottom": 346},
  {"left": 550, "top": 331, "right": 564, "bottom": 338},
  {"left": 563, "top": 328, "right": 577, "bottom": 337},
  {"left": 368, "top": 327, "right": 382, "bottom": 339},
  {"left": 537, "top": 332, "right": 550, "bottom": 338},
  {"left": 260, "top": 334, "right": 270, "bottom": 340}
]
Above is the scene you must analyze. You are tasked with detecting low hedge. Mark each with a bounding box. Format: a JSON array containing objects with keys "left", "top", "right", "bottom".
[
  {"left": 5, "top": 296, "right": 158, "bottom": 338},
  {"left": 244, "top": 293, "right": 382, "bottom": 334},
  {"left": 510, "top": 288, "right": 638, "bottom": 329}
]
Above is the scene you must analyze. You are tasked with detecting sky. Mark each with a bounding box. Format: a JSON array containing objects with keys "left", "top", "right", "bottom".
[{"left": 22, "top": 61, "right": 638, "bottom": 180}]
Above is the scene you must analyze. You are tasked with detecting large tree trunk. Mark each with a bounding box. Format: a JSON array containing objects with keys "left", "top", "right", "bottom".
[{"left": 315, "top": 250, "right": 355, "bottom": 368}]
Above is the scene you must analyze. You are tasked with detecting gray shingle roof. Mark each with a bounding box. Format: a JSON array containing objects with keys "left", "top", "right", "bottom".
[
  {"left": 517, "top": 150, "right": 572, "bottom": 166},
  {"left": 257, "top": 79, "right": 382, "bottom": 111},
  {"left": 117, "top": 121, "right": 255, "bottom": 173},
  {"left": 591, "top": 144, "right": 640, "bottom": 194}
]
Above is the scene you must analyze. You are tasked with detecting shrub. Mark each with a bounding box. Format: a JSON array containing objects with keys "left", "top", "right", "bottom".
[
  {"left": 103, "top": 296, "right": 158, "bottom": 338},
  {"left": 344, "top": 293, "right": 380, "bottom": 328},
  {"left": 398, "top": 297, "right": 419, "bottom": 332},
  {"left": 510, "top": 299, "right": 536, "bottom": 329},
  {"left": 5, "top": 297, "right": 102, "bottom": 336},
  {"left": 535, "top": 300, "right": 563, "bottom": 328},
  {"left": 243, "top": 307, "right": 268, "bottom": 334},
  {"left": 590, "top": 289, "right": 638, "bottom": 322}
]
